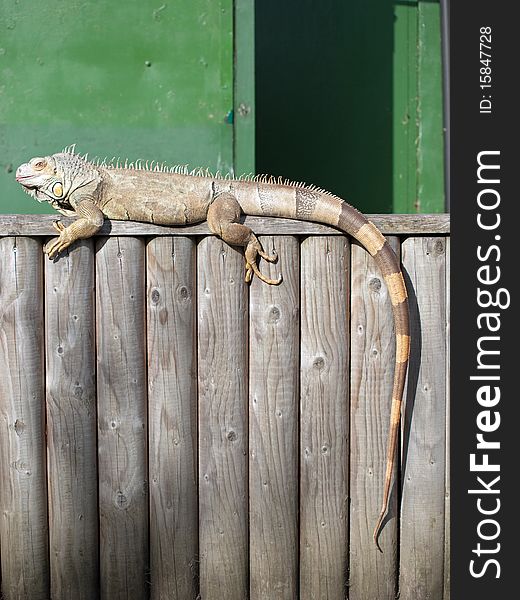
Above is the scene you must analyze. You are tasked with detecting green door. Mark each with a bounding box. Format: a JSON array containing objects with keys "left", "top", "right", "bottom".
[
  {"left": 0, "top": 0, "right": 254, "bottom": 214},
  {"left": 256, "top": 0, "right": 445, "bottom": 214}
]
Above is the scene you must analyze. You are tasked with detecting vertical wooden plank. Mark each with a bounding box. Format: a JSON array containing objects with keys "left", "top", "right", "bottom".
[
  {"left": 45, "top": 240, "right": 98, "bottom": 598},
  {"left": 299, "top": 236, "right": 349, "bottom": 599},
  {"left": 0, "top": 237, "right": 49, "bottom": 599},
  {"left": 443, "top": 238, "right": 450, "bottom": 600},
  {"left": 349, "top": 238, "right": 400, "bottom": 599},
  {"left": 249, "top": 236, "right": 299, "bottom": 599},
  {"left": 96, "top": 237, "right": 148, "bottom": 600},
  {"left": 197, "top": 237, "right": 248, "bottom": 599},
  {"left": 399, "top": 237, "right": 447, "bottom": 599},
  {"left": 147, "top": 237, "right": 198, "bottom": 600}
]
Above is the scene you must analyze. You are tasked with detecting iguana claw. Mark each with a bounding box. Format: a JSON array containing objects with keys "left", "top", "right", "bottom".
[
  {"left": 245, "top": 260, "right": 282, "bottom": 286},
  {"left": 45, "top": 222, "right": 73, "bottom": 259},
  {"left": 45, "top": 236, "right": 71, "bottom": 259},
  {"left": 244, "top": 240, "right": 282, "bottom": 285}
]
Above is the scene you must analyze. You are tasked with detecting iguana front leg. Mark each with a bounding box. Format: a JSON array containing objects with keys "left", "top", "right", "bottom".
[
  {"left": 46, "top": 199, "right": 104, "bottom": 259},
  {"left": 207, "top": 193, "right": 281, "bottom": 285}
]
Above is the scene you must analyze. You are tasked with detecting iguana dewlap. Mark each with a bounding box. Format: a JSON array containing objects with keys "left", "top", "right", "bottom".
[{"left": 15, "top": 147, "right": 410, "bottom": 550}]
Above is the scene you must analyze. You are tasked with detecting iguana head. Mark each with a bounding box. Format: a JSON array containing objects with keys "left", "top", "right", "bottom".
[{"left": 15, "top": 150, "right": 99, "bottom": 211}]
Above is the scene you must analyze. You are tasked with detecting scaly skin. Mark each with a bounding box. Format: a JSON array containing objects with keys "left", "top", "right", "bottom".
[{"left": 16, "top": 147, "right": 410, "bottom": 550}]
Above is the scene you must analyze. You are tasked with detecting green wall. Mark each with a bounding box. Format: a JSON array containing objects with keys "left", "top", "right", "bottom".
[
  {"left": 1, "top": 0, "right": 254, "bottom": 214},
  {"left": 256, "top": 0, "right": 445, "bottom": 214},
  {"left": 1, "top": 0, "right": 444, "bottom": 216}
]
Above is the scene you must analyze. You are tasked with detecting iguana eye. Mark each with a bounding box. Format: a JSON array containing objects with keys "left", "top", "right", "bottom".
[
  {"left": 52, "top": 182, "right": 63, "bottom": 197},
  {"left": 32, "top": 159, "right": 46, "bottom": 171}
]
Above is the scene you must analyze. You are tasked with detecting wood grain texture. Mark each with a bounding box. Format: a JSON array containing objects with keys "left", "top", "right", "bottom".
[
  {"left": 96, "top": 237, "right": 148, "bottom": 600},
  {"left": 45, "top": 240, "right": 98, "bottom": 599},
  {"left": 0, "top": 228, "right": 451, "bottom": 597},
  {"left": 0, "top": 237, "right": 49, "bottom": 599},
  {"left": 299, "top": 236, "right": 350, "bottom": 599},
  {"left": 147, "top": 237, "right": 198, "bottom": 600},
  {"left": 0, "top": 213, "right": 450, "bottom": 236},
  {"left": 399, "top": 237, "right": 447, "bottom": 600},
  {"left": 197, "top": 236, "right": 249, "bottom": 599},
  {"left": 249, "top": 236, "right": 299, "bottom": 600},
  {"left": 348, "top": 238, "right": 400, "bottom": 599}
]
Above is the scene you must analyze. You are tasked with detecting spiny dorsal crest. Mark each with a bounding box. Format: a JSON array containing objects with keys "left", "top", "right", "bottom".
[{"left": 61, "top": 146, "right": 338, "bottom": 198}]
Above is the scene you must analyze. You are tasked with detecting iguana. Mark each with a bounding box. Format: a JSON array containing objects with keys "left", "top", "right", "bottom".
[{"left": 15, "top": 146, "right": 409, "bottom": 550}]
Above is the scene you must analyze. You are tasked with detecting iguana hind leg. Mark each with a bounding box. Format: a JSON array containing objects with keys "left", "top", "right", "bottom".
[{"left": 207, "top": 192, "right": 281, "bottom": 285}]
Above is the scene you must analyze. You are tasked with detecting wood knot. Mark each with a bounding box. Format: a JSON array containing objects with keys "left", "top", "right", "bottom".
[
  {"left": 178, "top": 285, "right": 190, "bottom": 301},
  {"left": 433, "top": 239, "right": 445, "bottom": 256},
  {"left": 14, "top": 419, "right": 25, "bottom": 436},
  {"left": 313, "top": 356, "right": 325, "bottom": 370},
  {"left": 151, "top": 288, "right": 160, "bottom": 304},
  {"left": 268, "top": 306, "right": 281, "bottom": 323},
  {"left": 116, "top": 491, "right": 128, "bottom": 509},
  {"left": 368, "top": 277, "right": 381, "bottom": 292}
]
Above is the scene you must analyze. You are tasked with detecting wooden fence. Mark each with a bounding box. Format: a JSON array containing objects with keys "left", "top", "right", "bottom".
[{"left": 0, "top": 214, "right": 450, "bottom": 600}]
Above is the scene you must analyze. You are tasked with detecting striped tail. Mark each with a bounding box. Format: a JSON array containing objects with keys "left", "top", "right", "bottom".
[
  {"left": 244, "top": 183, "right": 410, "bottom": 549},
  {"left": 335, "top": 200, "right": 410, "bottom": 552}
]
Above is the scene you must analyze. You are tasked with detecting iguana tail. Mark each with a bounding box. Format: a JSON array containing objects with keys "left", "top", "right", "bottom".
[
  {"left": 332, "top": 197, "right": 410, "bottom": 552},
  {"left": 239, "top": 185, "right": 410, "bottom": 550}
]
